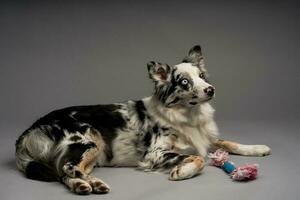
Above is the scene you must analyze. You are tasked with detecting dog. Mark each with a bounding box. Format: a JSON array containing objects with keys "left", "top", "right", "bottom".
[{"left": 15, "top": 45, "right": 271, "bottom": 194}]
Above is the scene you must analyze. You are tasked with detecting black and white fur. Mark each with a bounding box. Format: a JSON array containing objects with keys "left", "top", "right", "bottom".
[{"left": 15, "top": 45, "right": 271, "bottom": 194}]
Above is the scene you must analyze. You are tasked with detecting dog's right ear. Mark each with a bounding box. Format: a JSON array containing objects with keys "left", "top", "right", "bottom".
[
  {"left": 182, "top": 45, "right": 206, "bottom": 72},
  {"left": 147, "top": 61, "right": 171, "bottom": 83}
]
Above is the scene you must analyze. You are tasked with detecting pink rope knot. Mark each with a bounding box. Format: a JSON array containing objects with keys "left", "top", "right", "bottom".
[{"left": 208, "top": 148, "right": 229, "bottom": 167}]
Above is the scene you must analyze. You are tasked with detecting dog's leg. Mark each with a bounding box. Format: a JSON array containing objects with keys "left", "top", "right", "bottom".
[
  {"left": 62, "top": 163, "right": 110, "bottom": 194},
  {"left": 58, "top": 130, "right": 110, "bottom": 195},
  {"left": 212, "top": 139, "right": 271, "bottom": 156},
  {"left": 62, "top": 156, "right": 110, "bottom": 194},
  {"left": 140, "top": 151, "right": 205, "bottom": 181}
]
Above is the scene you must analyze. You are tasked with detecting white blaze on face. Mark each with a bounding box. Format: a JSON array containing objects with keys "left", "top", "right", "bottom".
[{"left": 175, "top": 63, "right": 212, "bottom": 98}]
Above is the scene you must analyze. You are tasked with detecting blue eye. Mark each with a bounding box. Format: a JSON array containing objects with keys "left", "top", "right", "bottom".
[{"left": 181, "top": 79, "right": 189, "bottom": 85}]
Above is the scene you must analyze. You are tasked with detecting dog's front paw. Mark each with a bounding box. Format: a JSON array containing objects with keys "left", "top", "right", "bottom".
[
  {"left": 169, "top": 166, "right": 182, "bottom": 181},
  {"left": 168, "top": 156, "right": 204, "bottom": 181},
  {"left": 251, "top": 145, "right": 271, "bottom": 156}
]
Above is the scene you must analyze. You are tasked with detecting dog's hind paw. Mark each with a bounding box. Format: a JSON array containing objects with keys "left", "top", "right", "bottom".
[
  {"left": 73, "top": 180, "right": 92, "bottom": 195},
  {"left": 91, "top": 181, "right": 110, "bottom": 194},
  {"left": 88, "top": 177, "right": 110, "bottom": 194}
]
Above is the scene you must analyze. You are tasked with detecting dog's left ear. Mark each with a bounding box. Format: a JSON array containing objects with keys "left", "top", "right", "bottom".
[
  {"left": 182, "top": 45, "right": 206, "bottom": 72},
  {"left": 147, "top": 61, "right": 171, "bottom": 83}
]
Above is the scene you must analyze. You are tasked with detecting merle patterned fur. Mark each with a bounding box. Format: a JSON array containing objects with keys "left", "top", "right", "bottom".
[{"left": 15, "top": 45, "right": 271, "bottom": 195}]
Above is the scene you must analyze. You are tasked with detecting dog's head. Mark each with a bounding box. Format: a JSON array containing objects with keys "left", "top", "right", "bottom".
[{"left": 147, "top": 45, "right": 215, "bottom": 108}]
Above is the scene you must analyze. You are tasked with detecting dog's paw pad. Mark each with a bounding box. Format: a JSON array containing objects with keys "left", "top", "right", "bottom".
[
  {"left": 91, "top": 181, "right": 110, "bottom": 194},
  {"left": 169, "top": 166, "right": 180, "bottom": 181},
  {"left": 73, "top": 182, "right": 92, "bottom": 195}
]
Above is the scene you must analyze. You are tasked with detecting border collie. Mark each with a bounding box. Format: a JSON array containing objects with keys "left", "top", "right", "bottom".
[{"left": 15, "top": 45, "right": 271, "bottom": 194}]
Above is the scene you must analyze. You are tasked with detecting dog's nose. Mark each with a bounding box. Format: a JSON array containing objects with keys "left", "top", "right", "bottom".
[{"left": 204, "top": 86, "right": 215, "bottom": 97}]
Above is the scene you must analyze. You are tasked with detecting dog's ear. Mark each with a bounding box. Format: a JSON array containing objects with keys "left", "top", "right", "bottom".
[
  {"left": 182, "top": 45, "right": 206, "bottom": 72},
  {"left": 147, "top": 61, "right": 171, "bottom": 82}
]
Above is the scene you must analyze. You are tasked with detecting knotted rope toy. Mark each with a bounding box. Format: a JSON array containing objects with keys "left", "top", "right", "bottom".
[{"left": 208, "top": 149, "right": 258, "bottom": 181}]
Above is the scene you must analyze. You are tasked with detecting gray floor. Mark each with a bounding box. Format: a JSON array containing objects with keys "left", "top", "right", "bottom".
[
  {"left": 1, "top": 120, "right": 299, "bottom": 200},
  {"left": 1, "top": 1, "right": 299, "bottom": 199}
]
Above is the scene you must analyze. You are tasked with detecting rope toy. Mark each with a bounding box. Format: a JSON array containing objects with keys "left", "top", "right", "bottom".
[{"left": 208, "top": 149, "right": 258, "bottom": 181}]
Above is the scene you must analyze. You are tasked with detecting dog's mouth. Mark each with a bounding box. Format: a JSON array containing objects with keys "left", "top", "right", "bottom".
[
  {"left": 189, "top": 97, "right": 213, "bottom": 106},
  {"left": 189, "top": 102, "right": 198, "bottom": 105}
]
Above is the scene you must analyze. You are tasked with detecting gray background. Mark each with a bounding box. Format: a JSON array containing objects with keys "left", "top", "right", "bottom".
[{"left": 0, "top": 1, "right": 299, "bottom": 200}]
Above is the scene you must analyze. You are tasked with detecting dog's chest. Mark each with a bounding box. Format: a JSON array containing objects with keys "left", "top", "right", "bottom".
[
  {"left": 175, "top": 125, "right": 214, "bottom": 156},
  {"left": 153, "top": 112, "right": 217, "bottom": 156}
]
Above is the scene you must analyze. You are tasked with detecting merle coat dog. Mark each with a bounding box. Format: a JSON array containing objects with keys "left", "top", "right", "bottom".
[{"left": 15, "top": 45, "right": 271, "bottom": 194}]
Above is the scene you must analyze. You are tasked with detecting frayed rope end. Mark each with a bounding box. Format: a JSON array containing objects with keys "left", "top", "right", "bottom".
[{"left": 231, "top": 164, "right": 259, "bottom": 181}]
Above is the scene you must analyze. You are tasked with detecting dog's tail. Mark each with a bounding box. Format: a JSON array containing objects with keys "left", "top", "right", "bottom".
[{"left": 15, "top": 130, "right": 58, "bottom": 182}]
